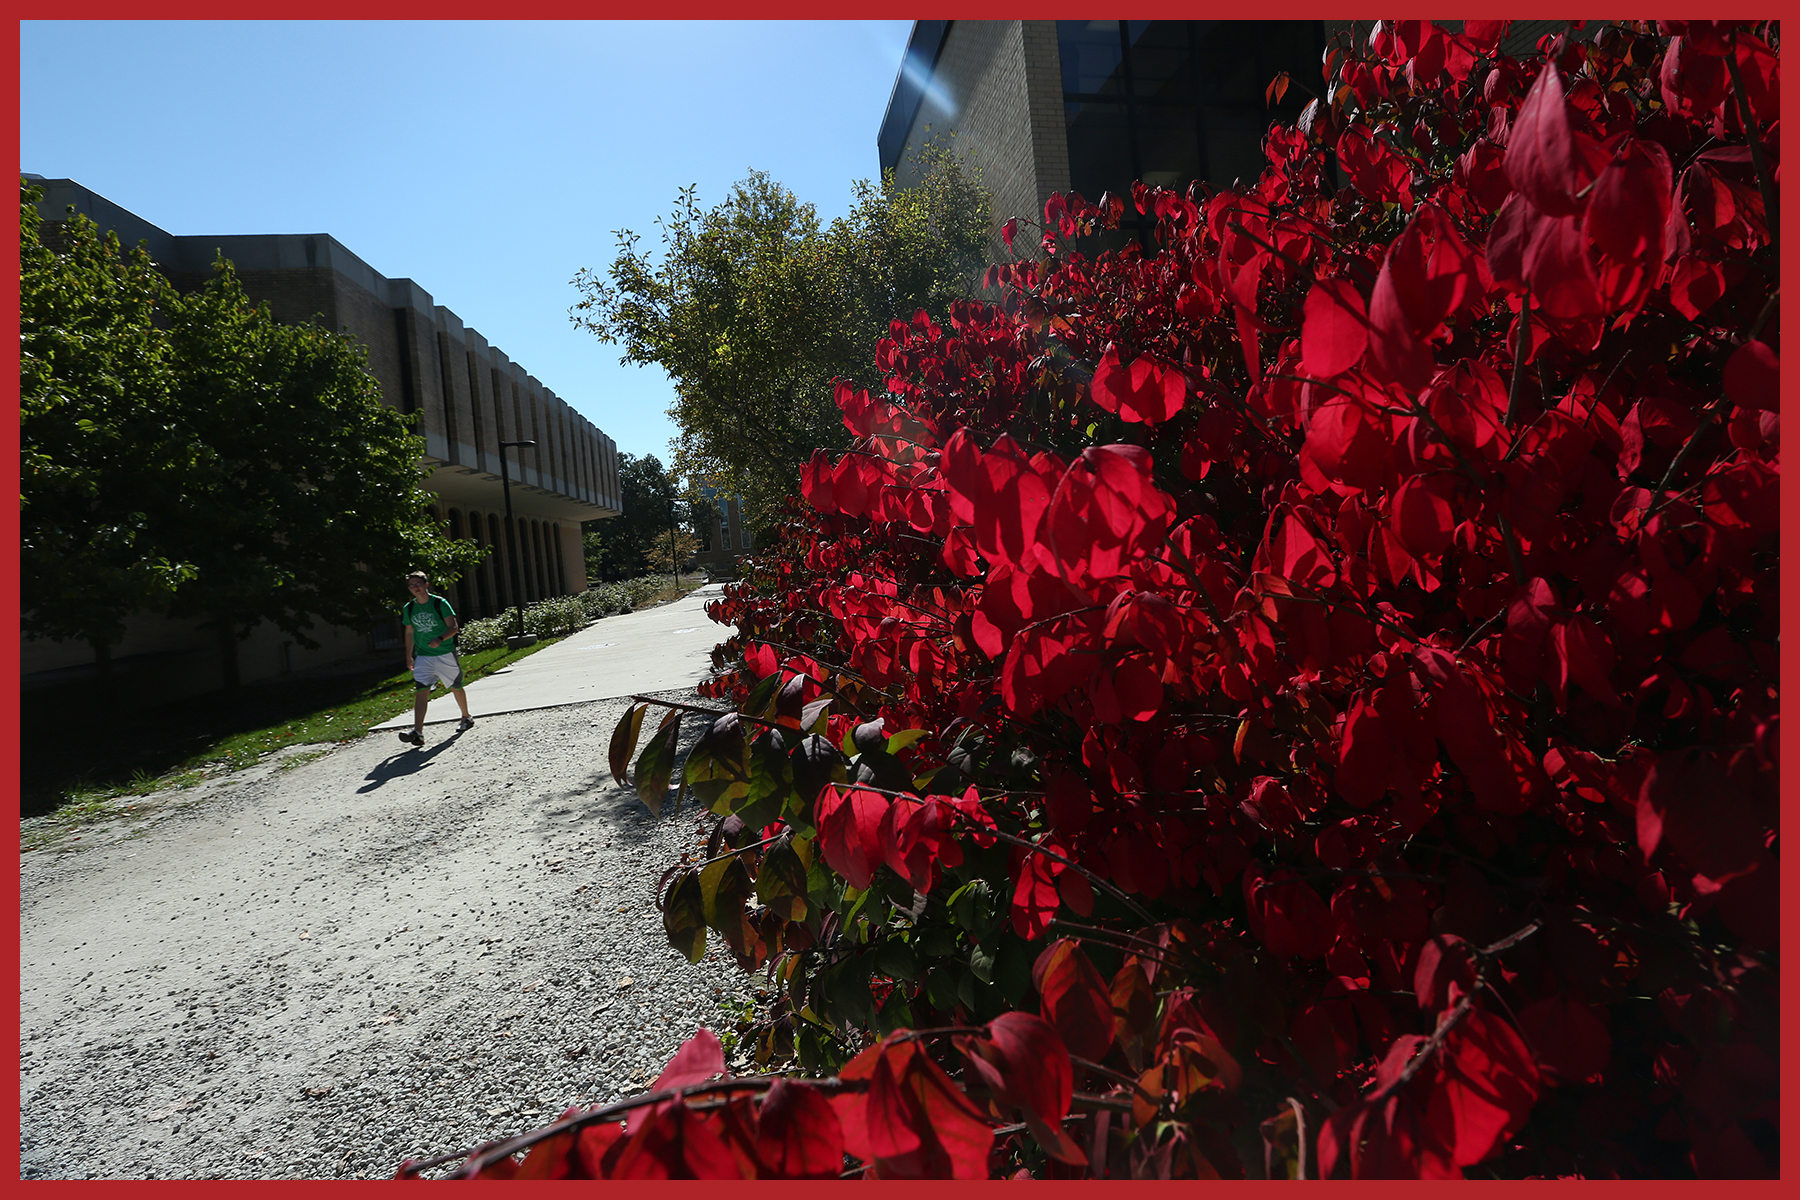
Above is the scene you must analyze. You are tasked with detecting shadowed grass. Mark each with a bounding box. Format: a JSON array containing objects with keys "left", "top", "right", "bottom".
[{"left": 20, "top": 638, "right": 557, "bottom": 822}]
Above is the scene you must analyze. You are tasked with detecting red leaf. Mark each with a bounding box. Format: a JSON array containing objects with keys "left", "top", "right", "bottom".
[
  {"left": 1637, "top": 749, "right": 1764, "bottom": 879},
  {"left": 1391, "top": 472, "right": 1456, "bottom": 557},
  {"left": 969, "top": 1012, "right": 1085, "bottom": 1164},
  {"left": 1499, "top": 577, "right": 1557, "bottom": 692},
  {"left": 629, "top": 1028, "right": 727, "bottom": 1133},
  {"left": 1666, "top": 254, "right": 1728, "bottom": 321},
  {"left": 847, "top": 1037, "right": 994, "bottom": 1178},
  {"left": 1338, "top": 123, "right": 1415, "bottom": 207},
  {"left": 1302, "top": 388, "right": 1389, "bottom": 492},
  {"left": 1461, "top": 20, "right": 1509, "bottom": 55},
  {"left": 1032, "top": 940, "right": 1115, "bottom": 1061},
  {"left": 1724, "top": 340, "right": 1779, "bottom": 412},
  {"left": 1301, "top": 277, "right": 1369, "bottom": 378},
  {"left": 1413, "top": 934, "right": 1477, "bottom": 1013},
  {"left": 611, "top": 1100, "right": 749, "bottom": 1179},
  {"left": 1516, "top": 996, "right": 1611, "bottom": 1085},
  {"left": 1010, "top": 845, "right": 1061, "bottom": 939},
  {"left": 1243, "top": 864, "right": 1333, "bottom": 957},
  {"left": 1334, "top": 696, "right": 1392, "bottom": 807},
  {"left": 1091, "top": 345, "right": 1186, "bottom": 424},
  {"left": 574, "top": 1121, "right": 626, "bottom": 1177},
  {"left": 1426, "top": 1009, "right": 1541, "bottom": 1166},
  {"left": 752, "top": 1078, "right": 844, "bottom": 1178},
  {"left": 1318, "top": 1090, "right": 1459, "bottom": 1179},
  {"left": 1660, "top": 35, "right": 1730, "bottom": 119},
  {"left": 1507, "top": 63, "right": 1586, "bottom": 216},
  {"left": 815, "top": 785, "right": 891, "bottom": 890},
  {"left": 1587, "top": 137, "right": 1675, "bottom": 264}
]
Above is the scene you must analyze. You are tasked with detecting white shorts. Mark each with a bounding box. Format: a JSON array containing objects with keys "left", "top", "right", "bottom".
[{"left": 413, "top": 653, "right": 465, "bottom": 692}]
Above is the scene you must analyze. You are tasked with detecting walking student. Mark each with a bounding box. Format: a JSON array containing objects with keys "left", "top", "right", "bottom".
[{"left": 399, "top": 571, "right": 475, "bottom": 746}]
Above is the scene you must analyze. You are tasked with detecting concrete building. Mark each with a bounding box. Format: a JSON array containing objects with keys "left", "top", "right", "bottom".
[
  {"left": 23, "top": 176, "right": 623, "bottom": 701},
  {"left": 690, "top": 486, "right": 753, "bottom": 578}
]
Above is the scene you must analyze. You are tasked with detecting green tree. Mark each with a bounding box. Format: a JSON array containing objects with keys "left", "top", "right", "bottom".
[
  {"left": 570, "top": 142, "right": 991, "bottom": 534},
  {"left": 20, "top": 182, "right": 196, "bottom": 671},
  {"left": 582, "top": 452, "right": 679, "bottom": 581},
  {"left": 20, "top": 179, "right": 482, "bottom": 690},
  {"left": 155, "top": 260, "right": 484, "bottom": 688}
]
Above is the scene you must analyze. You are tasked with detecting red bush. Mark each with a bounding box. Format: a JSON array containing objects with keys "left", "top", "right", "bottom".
[{"left": 410, "top": 20, "right": 1777, "bottom": 1180}]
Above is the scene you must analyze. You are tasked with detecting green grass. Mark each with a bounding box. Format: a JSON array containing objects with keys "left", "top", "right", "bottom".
[{"left": 20, "top": 638, "right": 558, "bottom": 827}]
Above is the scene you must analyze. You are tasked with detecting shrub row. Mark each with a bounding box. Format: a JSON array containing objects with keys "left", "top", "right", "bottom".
[{"left": 455, "top": 576, "right": 674, "bottom": 651}]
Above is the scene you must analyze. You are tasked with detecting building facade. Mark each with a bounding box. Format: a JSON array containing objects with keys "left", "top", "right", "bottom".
[
  {"left": 23, "top": 177, "right": 623, "bottom": 700},
  {"left": 879, "top": 21, "right": 1324, "bottom": 256},
  {"left": 689, "top": 487, "right": 753, "bottom": 577},
  {"left": 878, "top": 20, "right": 1568, "bottom": 253}
]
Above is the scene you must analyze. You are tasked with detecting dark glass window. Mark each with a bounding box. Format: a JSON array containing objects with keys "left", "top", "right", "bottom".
[
  {"left": 1064, "top": 100, "right": 1136, "bottom": 205},
  {"left": 1059, "top": 21, "right": 1125, "bottom": 97},
  {"left": 1055, "top": 20, "right": 1322, "bottom": 249}
]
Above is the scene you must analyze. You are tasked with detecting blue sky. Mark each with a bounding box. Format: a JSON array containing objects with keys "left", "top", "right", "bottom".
[{"left": 19, "top": 20, "right": 915, "bottom": 463}]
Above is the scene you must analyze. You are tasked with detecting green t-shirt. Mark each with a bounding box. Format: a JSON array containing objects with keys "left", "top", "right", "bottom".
[{"left": 403, "top": 594, "right": 458, "bottom": 656}]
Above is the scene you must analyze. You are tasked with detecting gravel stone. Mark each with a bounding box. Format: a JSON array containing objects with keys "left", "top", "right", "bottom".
[{"left": 20, "top": 690, "right": 758, "bottom": 1180}]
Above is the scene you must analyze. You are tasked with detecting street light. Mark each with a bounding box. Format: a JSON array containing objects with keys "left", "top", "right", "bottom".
[{"left": 498, "top": 439, "right": 536, "bottom": 644}]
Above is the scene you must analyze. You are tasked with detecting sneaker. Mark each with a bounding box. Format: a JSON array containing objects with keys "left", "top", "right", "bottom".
[
  {"left": 457, "top": 717, "right": 476, "bottom": 732},
  {"left": 398, "top": 729, "right": 424, "bottom": 746}
]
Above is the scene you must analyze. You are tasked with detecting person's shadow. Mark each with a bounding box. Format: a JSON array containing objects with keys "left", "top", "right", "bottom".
[{"left": 357, "top": 727, "right": 470, "bottom": 794}]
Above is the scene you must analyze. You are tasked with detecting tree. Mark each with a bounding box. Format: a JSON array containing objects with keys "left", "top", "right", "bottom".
[
  {"left": 20, "top": 181, "right": 483, "bottom": 690},
  {"left": 582, "top": 452, "right": 679, "bottom": 581},
  {"left": 418, "top": 20, "right": 1777, "bottom": 1180},
  {"left": 154, "top": 261, "right": 484, "bottom": 688},
  {"left": 570, "top": 143, "right": 991, "bottom": 536},
  {"left": 20, "top": 182, "right": 196, "bottom": 669}
]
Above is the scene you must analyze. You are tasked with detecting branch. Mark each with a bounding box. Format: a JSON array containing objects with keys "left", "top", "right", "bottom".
[
  {"left": 1504, "top": 290, "right": 1531, "bottom": 428},
  {"left": 401, "top": 1074, "right": 868, "bottom": 1178},
  {"left": 1725, "top": 34, "right": 1778, "bottom": 249}
]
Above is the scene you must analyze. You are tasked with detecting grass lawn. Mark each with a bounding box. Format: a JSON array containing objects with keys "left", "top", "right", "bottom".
[{"left": 19, "top": 637, "right": 559, "bottom": 825}]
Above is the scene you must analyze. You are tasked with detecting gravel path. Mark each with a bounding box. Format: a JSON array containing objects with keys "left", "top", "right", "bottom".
[{"left": 20, "top": 690, "right": 755, "bottom": 1180}]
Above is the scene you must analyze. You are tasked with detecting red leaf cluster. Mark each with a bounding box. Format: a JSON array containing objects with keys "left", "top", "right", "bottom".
[{"left": 423, "top": 20, "right": 1778, "bottom": 1183}]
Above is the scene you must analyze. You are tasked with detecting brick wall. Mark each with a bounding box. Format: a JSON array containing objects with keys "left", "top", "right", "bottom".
[{"left": 890, "top": 20, "right": 1073, "bottom": 262}]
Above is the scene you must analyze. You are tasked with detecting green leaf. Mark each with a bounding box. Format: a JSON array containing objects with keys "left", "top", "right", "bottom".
[
  {"left": 873, "top": 988, "right": 913, "bottom": 1037},
  {"left": 685, "top": 712, "right": 749, "bottom": 814},
  {"left": 885, "top": 728, "right": 930, "bottom": 755},
  {"left": 995, "top": 934, "right": 1036, "bottom": 1005},
  {"left": 608, "top": 703, "right": 647, "bottom": 786},
  {"left": 804, "top": 846, "right": 840, "bottom": 913},
  {"left": 743, "top": 670, "right": 781, "bottom": 720},
  {"left": 799, "top": 695, "right": 832, "bottom": 733},
  {"left": 873, "top": 937, "right": 919, "bottom": 982},
  {"left": 737, "top": 726, "right": 795, "bottom": 830},
  {"left": 851, "top": 718, "right": 888, "bottom": 756},
  {"left": 755, "top": 835, "right": 811, "bottom": 921},
  {"left": 631, "top": 708, "right": 681, "bottom": 816},
  {"left": 699, "top": 855, "right": 753, "bottom": 929},
  {"left": 661, "top": 869, "right": 707, "bottom": 962},
  {"left": 789, "top": 733, "right": 846, "bottom": 827}
]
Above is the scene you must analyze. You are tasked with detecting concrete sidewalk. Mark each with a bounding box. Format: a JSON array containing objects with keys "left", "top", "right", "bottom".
[{"left": 372, "top": 583, "right": 731, "bottom": 730}]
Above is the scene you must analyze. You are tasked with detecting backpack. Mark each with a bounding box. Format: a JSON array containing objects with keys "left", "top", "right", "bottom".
[{"left": 405, "top": 594, "right": 458, "bottom": 652}]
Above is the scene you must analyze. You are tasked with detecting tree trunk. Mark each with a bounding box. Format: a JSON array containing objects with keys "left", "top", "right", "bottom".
[{"left": 216, "top": 621, "right": 241, "bottom": 692}]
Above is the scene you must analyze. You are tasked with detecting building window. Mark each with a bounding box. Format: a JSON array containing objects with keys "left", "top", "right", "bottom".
[
  {"left": 1056, "top": 21, "right": 1321, "bottom": 248},
  {"left": 740, "top": 522, "right": 752, "bottom": 550},
  {"left": 490, "top": 514, "right": 508, "bottom": 609}
]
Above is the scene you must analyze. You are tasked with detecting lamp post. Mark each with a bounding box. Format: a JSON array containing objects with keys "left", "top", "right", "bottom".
[{"left": 498, "top": 439, "right": 536, "bottom": 645}]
